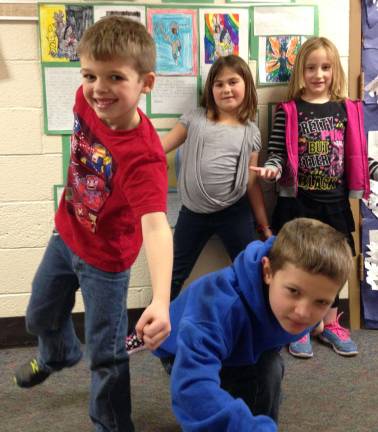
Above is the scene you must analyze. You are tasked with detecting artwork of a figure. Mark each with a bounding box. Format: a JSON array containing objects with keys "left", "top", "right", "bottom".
[
  {"left": 157, "top": 21, "right": 182, "bottom": 65},
  {"left": 265, "top": 36, "right": 301, "bottom": 83},
  {"left": 204, "top": 13, "right": 239, "bottom": 64},
  {"left": 42, "top": 5, "right": 93, "bottom": 62},
  {"left": 149, "top": 10, "right": 197, "bottom": 75}
]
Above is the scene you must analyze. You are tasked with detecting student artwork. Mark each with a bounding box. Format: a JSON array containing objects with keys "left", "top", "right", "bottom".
[
  {"left": 264, "top": 36, "right": 301, "bottom": 83},
  {"left": 204, "top": 13, "right": 239, "bottom": 64},
  {"left": 39, "top": 4, "right": 94, "bottom": 62},
  {"left": 258, "top": 35, "right": 305, "bottom": 85},
  {"left": 147, "top": 9, "right": 198, "bottom": 76},
  {"left": 93, "top": 5, "right": 146, "bottom": 24},
  {"left": 199, "top": 8, "right": 249, "bottom": 82}
]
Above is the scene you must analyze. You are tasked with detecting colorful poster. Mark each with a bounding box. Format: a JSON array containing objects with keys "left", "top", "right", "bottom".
[
  {"left": 39, "top": 4, "right": 93, "bottom": 62},
  {"left": 204, "top": 13, "right": 239, "bottom": 64},
  {"left": 147, "top": 9, "right": 198, "bottom": 76},
  {"left": 199, "top": 8, "right": 249, "bottom": 83},
  {"left": 258, "top": 36, "right": 305, "bottom": 84}
]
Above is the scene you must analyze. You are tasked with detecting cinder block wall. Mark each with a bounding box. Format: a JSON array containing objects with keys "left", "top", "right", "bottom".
[{"left": 0, "top": 0, "right": 350, "bottom": 318}]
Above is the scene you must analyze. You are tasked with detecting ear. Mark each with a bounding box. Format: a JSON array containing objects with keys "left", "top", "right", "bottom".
[
  {"left": 261, "top": 256, "right": 273, "bottom": 285},
  {"left": 141, "top": 72, "right": 156, "bottom": 94}
]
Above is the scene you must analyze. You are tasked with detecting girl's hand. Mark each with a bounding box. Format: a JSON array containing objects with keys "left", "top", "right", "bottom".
[
  {"left": 135, "top": 300, "right": 171, "bottom": 351},
  {"left": 250, "top": 166, "right": 279, "bottom": 180}
]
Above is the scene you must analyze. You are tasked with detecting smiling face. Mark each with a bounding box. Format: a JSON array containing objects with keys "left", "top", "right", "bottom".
[
  {"left": 262, "top": 258, "right": 340, "bottom": 335},
  {"left": 211, "top": 66, "right": 246, "bottom": 120},
  {"left": 80, "top": 55, "right": 154, "bottom": 130},
  {"left": 302, "top": 47, "right": 333, "bottom": 102}
]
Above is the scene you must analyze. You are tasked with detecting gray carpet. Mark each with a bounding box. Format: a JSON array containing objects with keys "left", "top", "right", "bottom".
[{"left": 1, "top": 329, "right": 377, "bottom": 431}]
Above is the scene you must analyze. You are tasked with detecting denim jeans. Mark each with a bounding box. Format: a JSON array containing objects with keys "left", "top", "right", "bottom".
[
  {"left": 220, "top": 350, "right": 284, "bottom": 423},
  {"left": 26, "top": 232, "right": 134, "bottom": 432},
  {"left": 171, "top": 195, "right": 256, "bottom": 300}
]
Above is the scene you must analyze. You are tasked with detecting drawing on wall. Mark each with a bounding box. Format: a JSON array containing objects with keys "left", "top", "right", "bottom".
[
  {"left": 204, "top": 13, "right": 239, "bottom": 63},
  {"left": 147, "top": 9, "right": 198, "bottom": 76},
  {"left": 93, "top": 5, "right": 145, "bottom": 24},
  {"left": 265, "top": 36, "right": 301, "bottom": 83},
  {"left": 40, "top": 4, "right": 93, "bottom": 62},
  {"left": 199, "top": 8, "right": 249, "bottom": 83},
  {"left": 258, "top": 36, "right": 305, "bottom": 85}
]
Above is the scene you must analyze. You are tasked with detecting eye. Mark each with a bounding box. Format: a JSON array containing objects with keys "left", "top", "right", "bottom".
[
  {"left": 287, "top": 287, "right": 299, "bottom": 296},
  {"left": 316, "top": 299, "right": 331, "bottom": 307},
  {"left": 111, "top": 75, "right": 123, "bottom": 81},
  {"left": 82, "top": 73, "right": 95, "bottom": 82},
  {"left": 214, "top": 82, "right": 223, "bottom": 88},
  {"left": 322, "top": 65, "right": 331, "bottom": 71}
]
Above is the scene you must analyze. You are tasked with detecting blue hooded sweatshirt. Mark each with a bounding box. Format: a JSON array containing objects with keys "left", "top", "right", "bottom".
[{"left": 155, "top": 237, "right": 309, "bottom": 432}]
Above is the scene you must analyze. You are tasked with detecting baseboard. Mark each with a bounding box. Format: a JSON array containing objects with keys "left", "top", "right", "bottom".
[
  {"left": 0, "top": 308, "right": 144, "bottom": 349},
  {"left": 0, "top": 300, "right": 353, "bottom": 348}
]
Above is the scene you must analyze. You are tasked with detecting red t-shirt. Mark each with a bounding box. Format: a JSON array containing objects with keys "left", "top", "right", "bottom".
[{"left": 55, "top": 87, "right": 168, "bottom": 272}]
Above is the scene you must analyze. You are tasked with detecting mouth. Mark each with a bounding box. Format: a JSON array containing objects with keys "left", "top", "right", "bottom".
[{"left": 94, "top": 98, "right": 117, "bottom": 109}]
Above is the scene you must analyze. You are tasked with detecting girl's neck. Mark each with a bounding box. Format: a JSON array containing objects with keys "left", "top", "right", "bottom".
[
  {"left": 207, "top": 109, "right": 242, "bottom": 126},
  {"left": 300, "top": 92, "right": 331, "bottom": 104}
]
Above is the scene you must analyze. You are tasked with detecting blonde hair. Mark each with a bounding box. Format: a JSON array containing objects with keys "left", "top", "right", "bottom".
[
  {"left": 200, "top": 55, "right": 258, "bottom": 123},
  {"left": 77, "top": 16, "right": 156, "bottom": 75},
  {"left": 286, "top": 37, "right": 346, "bottom": 101},
  {"left": 269, "top": 218, "right": 352, "bottom": 287}
]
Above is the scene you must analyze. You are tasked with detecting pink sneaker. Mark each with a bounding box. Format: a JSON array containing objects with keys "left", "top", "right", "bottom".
[
  {"left": 288, "top": 333, "right": 313, "bottom": 358},
  {"left": 318, "top": 313, "right": 358, "bottom": 356},
  {"left": 125, "top": 330, "right": 146, "bottom": 355}
]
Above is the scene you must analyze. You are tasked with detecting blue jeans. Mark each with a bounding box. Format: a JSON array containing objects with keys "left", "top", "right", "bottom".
[
  {"left": 25, "top": 232, "right": 134, "bottom": 432},
  {"left": 220, "top": 350, "right": 284, "bottom": 423},
  {"left": 171, "top": 195, "right": 256, "bottom": 300}
]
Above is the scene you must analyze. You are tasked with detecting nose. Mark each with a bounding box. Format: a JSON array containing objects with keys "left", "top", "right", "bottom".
[
  {"left": 293, "top": 301, "right": 312, "bottom": 320},
  {"left": 93, "top": 78, "right": 108, "bottom": 94}
]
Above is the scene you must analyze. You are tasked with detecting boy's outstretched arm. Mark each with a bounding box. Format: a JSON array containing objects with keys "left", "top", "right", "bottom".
[
  {"left": 136, "top": 212, "right": 173, "bottom": 350},
  {"left": 171, "top": 320, "right": 277, "bottom": 432}
]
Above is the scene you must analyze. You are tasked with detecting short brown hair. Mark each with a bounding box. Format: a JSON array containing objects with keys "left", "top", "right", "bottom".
[
  {"left": 269, "top": 218, "right": 352, "bottom": 287},
  {"left": 77, "top": 16, "right": 156, "bottom": 74},
  {"left": 200, "top": 55, "right": 258, "bottom": 124},
  {"left": 286, "top": 37, "right": 346, "bottom": 102}
]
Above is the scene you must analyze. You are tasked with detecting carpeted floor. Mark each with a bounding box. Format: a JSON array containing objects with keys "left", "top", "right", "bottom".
[{"left": 1, "top": 329, "right": 377, "bottom": 432}]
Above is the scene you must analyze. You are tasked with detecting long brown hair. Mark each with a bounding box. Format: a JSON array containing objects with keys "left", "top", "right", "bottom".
[{"left": 200, "top": 55, "right": 258, "bottom": 123}]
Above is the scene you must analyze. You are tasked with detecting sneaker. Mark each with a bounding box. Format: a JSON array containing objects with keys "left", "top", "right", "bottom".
[
  {"left": 14, "top": 358, "right": 50, "bottom": 388},
  {"left": 288, "top": 333, "right": 313, "bottom": 358},
  {"left": 318, "top": 313, "right": 358, "bottom": 356},
  {"left": 125, "top": 330, "right": 146, "bottom": 355}
]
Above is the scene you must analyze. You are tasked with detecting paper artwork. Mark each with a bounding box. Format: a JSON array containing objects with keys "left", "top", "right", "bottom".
[
  {"left": 40, "top": 4, "right": 94, "bottom": 62},
  {"left": 147, "top": 9, "right": 198, "bottom": 76},
  {"left": 260, "top": 36, "right": 303, "bottom": 84}
]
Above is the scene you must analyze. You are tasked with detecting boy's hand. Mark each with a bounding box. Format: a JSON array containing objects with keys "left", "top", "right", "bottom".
[
  {"left": 135, "top": 300, "right": 171, "bottom": 351},
  {"left": 249, "top": 166, "right": 279, "bottom": 180}
]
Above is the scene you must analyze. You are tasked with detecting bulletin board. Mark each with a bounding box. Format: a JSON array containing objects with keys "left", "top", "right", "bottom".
[{"left": 38, "top": 2, "right": 318, "bottom": 135}]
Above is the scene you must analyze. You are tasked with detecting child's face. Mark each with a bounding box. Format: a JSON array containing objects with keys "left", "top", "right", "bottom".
[
  {"left": 212, "top": 66, "right": 245, "bottom": 118},
  {"left": 262, "top": 258, "right": 340, "bottom": 335},
  {"left": 302, "top": 47, "right": 333, "bottom": 102},
  {"left": 80, "top": 55, "right": 154, "bottom": 130}
]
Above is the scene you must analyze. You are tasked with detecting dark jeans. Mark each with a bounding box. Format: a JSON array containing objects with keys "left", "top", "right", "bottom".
[
  {"left": 171, "top": 196, "right": 256, "bottom": 300},
  {"left": 25, "top": 232, "right": 134, "bottom": 432},
  {"left": 161, "top": 350, "right": 284, "bottom": 423}
]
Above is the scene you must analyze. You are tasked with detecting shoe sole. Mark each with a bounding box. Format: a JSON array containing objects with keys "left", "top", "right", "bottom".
[
  {"left": 127, "top": 345, "right": 147, "bottom": 355},
  {"left": 318, "top": 335, "right": 358, "bottom": 356},
  {"left": 288, "top": 347, "right": 313, "bottom": 359}
]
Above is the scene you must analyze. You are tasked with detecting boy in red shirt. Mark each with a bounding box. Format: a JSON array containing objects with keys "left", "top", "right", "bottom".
[{"left": 14, "top": 16, "right": 172, "bottom": 432}]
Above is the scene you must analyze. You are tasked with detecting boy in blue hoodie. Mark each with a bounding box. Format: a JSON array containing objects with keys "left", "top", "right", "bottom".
[{"left": 154, "top": 218, "right": 353, "bottom": 432}]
